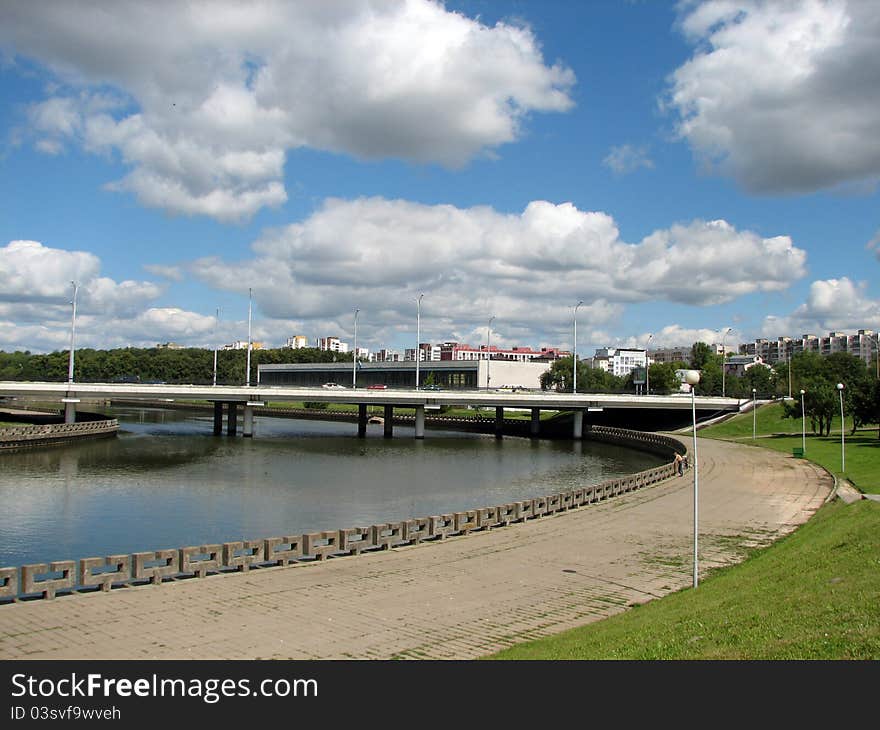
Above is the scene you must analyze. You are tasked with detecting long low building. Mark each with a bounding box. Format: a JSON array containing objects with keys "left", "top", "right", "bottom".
[{"left": 258, "top": 360, "right": 551, "bottom": 390}]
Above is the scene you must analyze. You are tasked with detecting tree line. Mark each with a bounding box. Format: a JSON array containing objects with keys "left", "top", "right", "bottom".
[{"left": 0, "top": 346, "right": 345, "bottom": 386}]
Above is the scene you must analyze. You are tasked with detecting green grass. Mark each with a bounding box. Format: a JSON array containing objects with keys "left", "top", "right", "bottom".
[
  {"left": 488, "top": 499, "right": 880, "bottom": 659},
  {"left": 699, "top": 402, "right": 880, "bottom": 493}
]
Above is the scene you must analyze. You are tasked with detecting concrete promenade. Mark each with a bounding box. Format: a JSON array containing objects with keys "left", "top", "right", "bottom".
[{"left": 0, "top": 437, "right": 831, "bottom": 660}]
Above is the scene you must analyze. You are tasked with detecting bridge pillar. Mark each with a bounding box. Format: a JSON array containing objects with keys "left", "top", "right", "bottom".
[
  {"left": 495, "top": 406, "right": 504, "bottom": 439},
  {"left": 213, "top": 402, "right": 223, "bottom": 436},
  {"left": 530, "top": 408, "right": 541, "bottom": 437},
  {"left": 227, "top": 402, "right": 238, "bottom": 436},
  {"left": 63, "top": 400, "right": 78, "bottom": 424},
  {"left": 384, "top": 405, "right": 393, "bottom": 438},
  {"left": 358, "top": 404, "right": 368, "bottom": 438},
  {"left": 414, "top": 405, "right": 425, "bottom": 439},
  {"left": 243, "top": 405, "right": 254, "bottom": 438},
  {"left": 572, "top": 409, "right": 583, "bottom": 440}
]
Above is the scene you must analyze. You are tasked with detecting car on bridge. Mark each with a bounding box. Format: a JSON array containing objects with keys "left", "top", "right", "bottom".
[
  {"left": 322, "top": 382, "right": 346, "bottom": 389},
  {"left": 367, "top": 384, "right": 388, "bottom": 390}
]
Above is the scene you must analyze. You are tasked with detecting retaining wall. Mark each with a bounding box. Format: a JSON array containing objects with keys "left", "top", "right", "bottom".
[
  {"left": 0, "top": 426, "right": 685, "bottom": 603},
  {"left": 0, "top": 419, "right": 118, "bottom": 452}
]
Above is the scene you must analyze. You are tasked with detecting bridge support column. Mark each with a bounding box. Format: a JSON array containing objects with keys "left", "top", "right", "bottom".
[
  {"left": 384, "top": 405, "right": 393, "bottom": 438},
  {"left": 227, "top": 402, "right": 238, "bottom": 436},
  {"left": 243, "top": 405, "right": 254, "bottom": 438},
  {"left": 572, "top": 409, "right": 583, "bottom": 440},
  {"left": 414, "top": 405, "right": 425, "bottom": 439},
  {"left": 63, "top": 400, "right": 78, "bottom": 424},
  {"left": 213, "top": 402, "right": 223, "bottom": 436},
  {"left": 358, "top": 404, "right": 368, "bottom": 438},
  {"left": 495, "top": 406, "right": 504, "bottom": 439},
  {"left": 530, "top": 408, "right": 541, "bottom": 437}
]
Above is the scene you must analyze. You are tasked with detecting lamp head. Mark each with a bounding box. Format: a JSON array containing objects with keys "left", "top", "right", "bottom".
[
  {"left": 837, "top": 382, "right": 844, "bottom": 391},
  {"left": 800, "top": 389, "right": 805, "bottom": 395},
  {"left": 681, "top": 369, "right": 700, "bottom": 386}
]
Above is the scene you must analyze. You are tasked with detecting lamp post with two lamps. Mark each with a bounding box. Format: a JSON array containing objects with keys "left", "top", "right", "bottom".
[
  {"left": 212, "top": 307, "right": 220, "bottom": 386},
  {"left": 644, "top": 333, "right": 653, "bottom": 395},
  {"left": 245, "top": 288, "right": 253, "bottom": 386},
  {"left": 681, "top": 369, "right": 701, "bottom": 588},
  {"left": 572, "top": 301, "right": 583, "bottom": 394}
]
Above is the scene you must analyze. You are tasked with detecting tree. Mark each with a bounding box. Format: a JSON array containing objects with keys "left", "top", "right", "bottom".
[
  {"left": 690, "top": 341, "right": 714, "bottom": 370},
  {"left": 647, "top": 362, "right": 681, "bottom": 394}
]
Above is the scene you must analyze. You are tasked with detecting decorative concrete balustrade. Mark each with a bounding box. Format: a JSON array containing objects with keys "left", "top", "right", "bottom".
[
  {"left": 0, "top": 427, "right": 685, "bottom": 603},
  {"left": 0, "top": 419, "right": 118, "bottom": 450}
]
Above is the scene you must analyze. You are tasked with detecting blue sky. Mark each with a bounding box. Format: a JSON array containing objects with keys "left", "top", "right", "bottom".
[{"left": 1, "top": 0, "right": 878, "bottom": 356}]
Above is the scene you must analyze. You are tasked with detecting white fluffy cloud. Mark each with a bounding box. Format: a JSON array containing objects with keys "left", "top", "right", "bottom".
[
  {"left": 2, "top": 1, "right": 575, "bottom": 220},
  {"left": 0, "top": 240, "right": 228, "bottom": 352},
  {"left": 619, "top": 325, "right": 739, "bottom": 351},
  {"left": 187, "top": 197, "right": 806, "bottom": 347},
  {"left": 762, "top": 277, "right": 880, "bottom": 335},
  {"left": 668, "top": 0, "right": 880, "bottom": 193}
]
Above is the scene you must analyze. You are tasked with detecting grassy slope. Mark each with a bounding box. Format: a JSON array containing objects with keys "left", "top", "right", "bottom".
[
  {"left": 486, "top": 401, "right": 880, "bottom": 659},
  {"left": 489, "top": 499, "right": 879, "bottom": 659},
  {"left": 698, "top": 402, "right": 880, "bottom": 494}
]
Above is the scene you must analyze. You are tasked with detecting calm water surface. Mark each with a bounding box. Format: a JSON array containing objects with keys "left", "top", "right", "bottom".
[{"left": 0, "top": 407, "right": 662, "bottom": 567}]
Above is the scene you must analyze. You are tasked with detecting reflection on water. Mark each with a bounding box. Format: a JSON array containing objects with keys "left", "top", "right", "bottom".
[{"left": 0, "top": 407, "right": 661, "bottom": 567}]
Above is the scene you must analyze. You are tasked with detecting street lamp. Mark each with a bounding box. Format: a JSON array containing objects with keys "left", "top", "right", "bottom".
[
  {"left": 800, "top": 389, "right": 806, "bottom": 454},
  {"left": 721, "top": 327, "right": 731, "bottom": 398},
  {"left": 486, "top": 315, "right": 495, "bottom": 389},
  {"left": 752, "top": 388, "right": 757, "bottom": 440},
  {"left": 837, "top": 382, "right": 845, "bottom": 472},
  {"left": 67, "top": 281, "right": 79, "bottom": 384},
  {"left": 213, "top": 307, "right": 220, "bottom": 386},
  {"left": 572, "top": 301, "right": 583, "bottom": 394},
  {"left": 416, "top": 293, "right": 424, "bottom": 390},
  {"left": 245, "top": 288, "right": 253, "bottom": 386},
  {"left": 644, "top": 333, "right": 653, "bottom": 396},
  {"left": 682, "top": 369, "right": 701, "bottom": 589},
  {"left": 352, "top": 309, "right": 360, "bottom": 388}
]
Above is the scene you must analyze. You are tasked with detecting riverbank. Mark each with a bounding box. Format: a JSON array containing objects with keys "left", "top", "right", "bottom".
[
  {"left": 0, "top": 409, "right": 118, "bottom": 452},
  {"left": 0, "top": 436, "right": 830, "bottom": 659}
]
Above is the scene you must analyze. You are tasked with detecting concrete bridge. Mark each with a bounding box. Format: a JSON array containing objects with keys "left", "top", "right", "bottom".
[{"left": 0, "top": 381, "right": 745, "bottom": 439}]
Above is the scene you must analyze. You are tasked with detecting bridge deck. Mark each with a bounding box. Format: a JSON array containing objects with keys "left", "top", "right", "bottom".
[{"left": 0, "top": 437, "right": 831, "bottom": 659}]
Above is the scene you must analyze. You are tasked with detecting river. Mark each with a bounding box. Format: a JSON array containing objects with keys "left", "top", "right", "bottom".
[{"left": 0, "top": 406, "right": 662, "bottom": 567}]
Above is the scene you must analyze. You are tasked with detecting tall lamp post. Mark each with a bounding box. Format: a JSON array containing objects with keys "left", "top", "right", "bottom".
[
  {"left": 721, "top": 327, "right": 731, "bottom": 397},
  {"left": 67, "top": 281, "right": 79, "bottom": 384},
  {"left": 800, "top": 389, "right": 806, "bottom": 454},
  {"left": 644, "top": 333, "right": 653, "bottom": 395},
  {"left": 486, "top": 315, "right": 495, "bottom": 390},
  {"left": 352, "top": 309, "right": 360, "bottom": 388},
  {"left": 837, "top": 382, "right": 845, "bottom": 472},
  {"left": 245, "top": 288, "right": 253, "bottom": 386},
  {"left": 682, "top": 369, "right": 701, "bottom": 588},
  {"left": 752, "top": 388, "right": 757, "bottom": 440},
  {"left": 572, "top": 301, "right": 583, "bottom": 393},
  {"left": 416, "top": 293, "right": 424, "bottom": 390},
  {"left": 212, "top": 306, "right": 220, "bottom": 386}
]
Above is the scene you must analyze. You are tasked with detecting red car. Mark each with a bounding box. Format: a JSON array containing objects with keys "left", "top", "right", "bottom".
[{"left": 367, "top": 384, "right": 388, "bottom": 390}]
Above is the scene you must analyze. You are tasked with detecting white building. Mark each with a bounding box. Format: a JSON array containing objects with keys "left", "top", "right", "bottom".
[
  {"left": 724, "top": 355, "right": 771, "bottom": 377},
  {"left": 285, "top": 335, "right": 309, "bottom": 349},
  {"left": 318, "top": 336, "right": 349, "bottom": 354},
  {"left": 592, "top": 347, "right": 648, "bottom": 378}
]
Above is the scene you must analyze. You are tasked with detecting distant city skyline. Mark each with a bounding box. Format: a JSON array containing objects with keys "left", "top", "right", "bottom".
[{"left": 1, "top": 2, "right": 878, "bottom": 356}]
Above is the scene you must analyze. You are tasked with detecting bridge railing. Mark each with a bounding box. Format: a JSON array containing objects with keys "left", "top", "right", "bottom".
[{"left": 0, "top": 426, "right": 685, "bottom": 603}]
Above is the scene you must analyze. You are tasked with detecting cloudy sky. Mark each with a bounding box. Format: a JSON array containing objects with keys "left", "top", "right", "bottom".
[{"left": 1, "top": 0, "right": 878, "bottom": 356}]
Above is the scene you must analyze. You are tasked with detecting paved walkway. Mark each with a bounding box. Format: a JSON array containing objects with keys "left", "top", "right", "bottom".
[{"left": 0, "top": 437, "right": 832, "bottom": 660}]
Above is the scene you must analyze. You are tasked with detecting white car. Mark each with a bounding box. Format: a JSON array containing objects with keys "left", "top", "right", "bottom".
[{"left": 322, "top": 382, "right": 346, "bottom": 389}]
